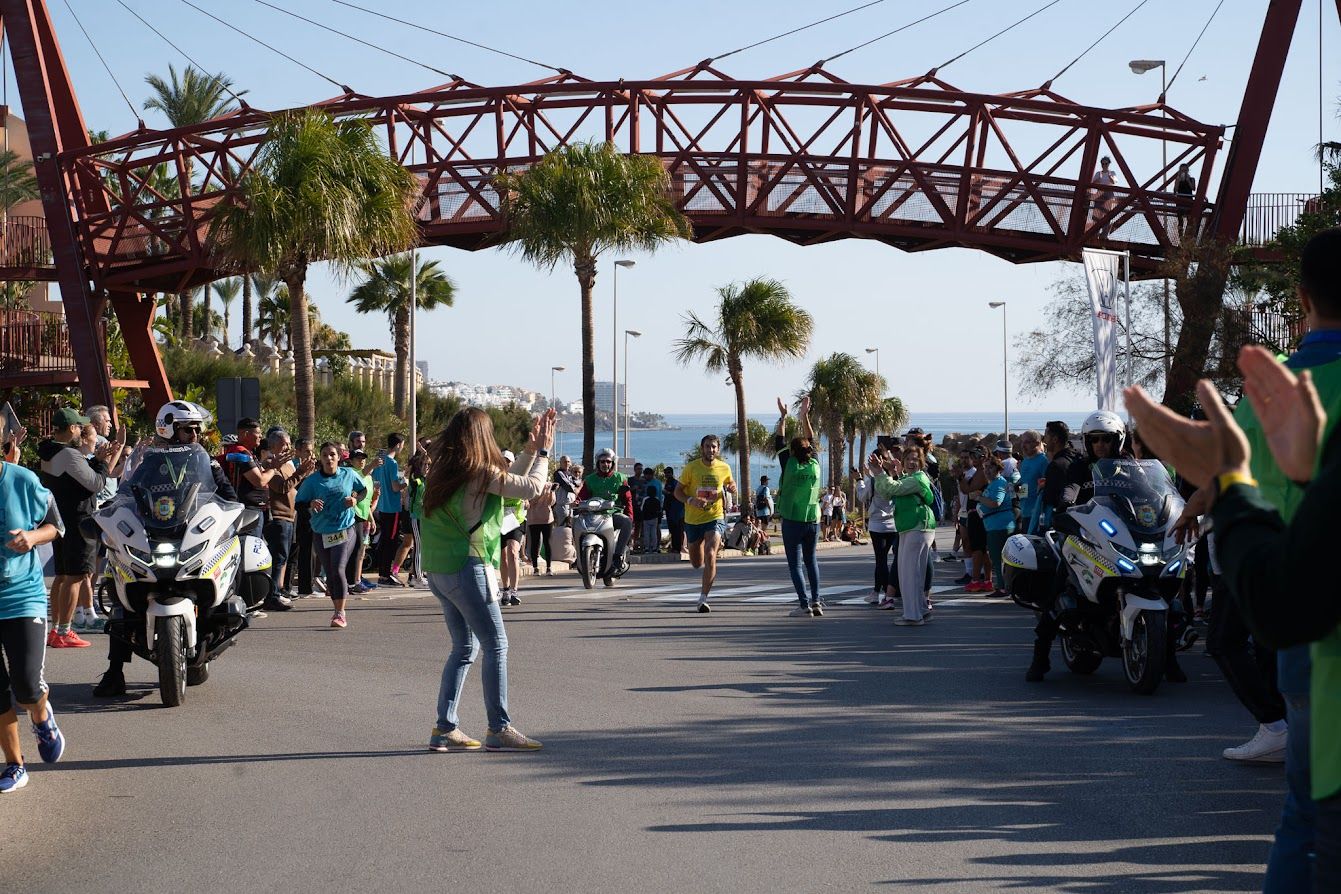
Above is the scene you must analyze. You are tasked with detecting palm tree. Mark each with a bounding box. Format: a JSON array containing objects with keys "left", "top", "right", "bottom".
[
  {"left": 849, "top": 396, "right": 909, "bottom": 475},
  {"left": 241, "top": 276, "right": 254, "bottom": 349},
  {"left": 144, "top": 64, "right": 240, "bottom": 341},
  {"left": 211, "top": 109, "right": 417, "bottom": 438},
  {"left": 495, "top": 141, "right": 690, "bottom": 468},
  {"left": 348, "top": 253, "right": 456, "bottom": 416},
  {"left": 249, "top": 273, "right": 282, "bottom": 347},
  {"left": 212, "top": 278, "right": 240, "bottom": 348},
  {"left": 0, "top": 149, "right": 39, "bottom": 212},
  {"left": 674, "top": 278, "right": 813, "bottom": 515},
  {"left": 803, "top": 353, "right": 885, "bottom": 487},
  {"left": 255, "top": 286, "right": 290, "bottom": 352}
]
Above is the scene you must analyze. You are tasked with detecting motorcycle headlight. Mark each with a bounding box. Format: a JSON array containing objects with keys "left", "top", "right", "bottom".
[
  {"left": 1137, "top": 543, "right": 1162, "bottom": 566},
  {"left": 151, "top": 542, "right": 178, "bottom": 568},
  {"left": 126, "top": 545, "right": 152, "bottom": 565}
]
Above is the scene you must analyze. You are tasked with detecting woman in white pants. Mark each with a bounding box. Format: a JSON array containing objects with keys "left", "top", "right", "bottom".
[{"left": 871, "top": 446, "right": 938, "bottom": 626}]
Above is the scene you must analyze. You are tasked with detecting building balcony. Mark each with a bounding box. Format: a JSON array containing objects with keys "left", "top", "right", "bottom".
[{"left": 0, "top": 215, "right": 56, "bottom": 281}]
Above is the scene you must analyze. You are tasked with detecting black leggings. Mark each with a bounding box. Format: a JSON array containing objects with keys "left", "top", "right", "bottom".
[
  {"left": 870, "top": 531, "right": 897, "bottom": 593},
  {"left": 1205, "top": 575, "right": 1284, "bottom": 725},
  {"left": 314, "top": 526, "right": 358, "bottom": 604},
  {"left": 527, "top": 524, "right": 552, "bottom": 570},
  {"left": 0, "top": 616, "right": 48, "bottom": 712}
]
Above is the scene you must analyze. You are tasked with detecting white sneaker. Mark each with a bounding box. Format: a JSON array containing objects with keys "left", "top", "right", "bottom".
[
  {"left": 863, "top": 591, "right": 880, "bottom": 605},
  {"left": 788, "top": 606, "right": 813, "bottom": 617},
  {"left": 314, "top": 578, "right": 327, "bottom": 594},
  {"left": 72, "top": 607, "right": 86, "bottom": 630},
  {"left": 1222, "top": 724, "right": 1287, "bottom": 763}
]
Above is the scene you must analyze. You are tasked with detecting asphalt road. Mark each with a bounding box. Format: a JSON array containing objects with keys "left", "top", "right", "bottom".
[{"left": 6, "top": 536, "right": 1284, "bottom": 894}]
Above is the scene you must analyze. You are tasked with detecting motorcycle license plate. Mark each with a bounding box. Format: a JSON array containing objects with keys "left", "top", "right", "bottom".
[{"left": 321, "top": 529, "right": 351, "bottom": 548}]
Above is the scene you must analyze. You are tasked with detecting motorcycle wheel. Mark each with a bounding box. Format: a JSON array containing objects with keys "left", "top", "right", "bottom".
[
  {"left": 157, "top": 615, "right": 188, "bottom": 707},
  {"left": 1061, "top": 637, "right": 1102, "bottom": 675},
  {"left": 580, "top": 545, "right": 599, "bottom": 590},
  {"left": 1123, "top": 610, "right": 1168, "bottom": 695},
  {"left": 186, "top": 662, "right": 210, "bottom": 687}
]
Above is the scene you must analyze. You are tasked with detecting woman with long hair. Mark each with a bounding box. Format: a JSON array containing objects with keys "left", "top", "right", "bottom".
[{"left": 419, "top": 407, "right": 555, "bottom": 753}]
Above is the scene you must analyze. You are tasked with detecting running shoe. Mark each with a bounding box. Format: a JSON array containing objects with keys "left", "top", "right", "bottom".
[
  {"left": 953, "top": 573, "right": 972, "bottom": 586},
  {"left": 0, "top": 764, "right": 27, "bottom": 793},
  {"left": 247, "top": 609, "right": 268, "bottom": 620},
  {"left": 483, "top": 726, "right": 543, "bottom": 752},
  {"left": 32, "top": 707, "right": 65, "bottom": 763},
  {"left": 810, "top": 603, "right": 823, "bottom": 617},
  {"left": 863, "top": 591, "right": 880, "bottom": 605},
  {"left": 788, "top": 606, "right": 813, "bottom": 617},
  {"left": 893, "top": 618, "right": 925, "bottom": 627},
  {"left": 508, "top": 592, "right": 521, "bottom": 607},
  {"left": 877, "top": 597, "right": 898, "bottom": 610},
  {"left": 314, "top": 578, "right": 327, "bottom": 593},
  {"left": 348, "top": 582, "right": 368, "bottom": 595},
  {"left": 83, "top": 611, "right": 104, "bottom": 632},
  {"left": 428, "top": 727, "right": 482, "bottom": 752},
  {"left": 696, "top": 602, "right": 711, "bottom": 613},
  {"left": 330, "top": 612, "right": 347, "bottom": 629},
  {"left": 72, "top": 607, "right": 87, "bottom": 631},
  {"left": 361, "top": 579, "right": 379, "bottom": 590},
  {"left": 46, "top": 629, "right": 61, "bottom": 648},
  {"left": 52, "top": 630, "right": 91, "bottom": 648}
]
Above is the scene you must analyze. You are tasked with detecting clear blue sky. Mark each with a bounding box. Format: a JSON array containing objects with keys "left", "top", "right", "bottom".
[{"left": 16, "top": 0, "right": 1341, "bottom": 414}]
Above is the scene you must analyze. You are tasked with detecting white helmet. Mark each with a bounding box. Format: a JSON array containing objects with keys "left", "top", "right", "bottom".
[
  {"left": 594, "top": 447, "right": 617, "bottom": 465},
  {"left": 155, "top": 401, "right": 212, "bottom": 439},
  {"left": 1081, "top": 409, "right": 1125, "bottom": 458}
]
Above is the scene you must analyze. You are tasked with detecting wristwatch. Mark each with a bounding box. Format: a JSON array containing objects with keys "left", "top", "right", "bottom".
[{"left": 537, "top": 449, "right": 549, "bottom": 457}]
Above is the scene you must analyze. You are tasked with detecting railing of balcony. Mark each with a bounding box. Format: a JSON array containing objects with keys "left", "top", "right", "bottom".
[
  {"left": 0, "top": 307, "right": 99, "bottom": 375},
  {"left": 0, "top": 215, "right": 53, "bottom": 270},
  {"left": 1239, "top": 193, "right": 1329, "bottom": 247}
]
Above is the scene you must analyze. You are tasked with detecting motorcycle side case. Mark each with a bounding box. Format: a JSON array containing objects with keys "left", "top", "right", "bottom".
[
  {"left": 1002, "top": 533, "right": 1057, "bottom": 611},
  {"left": 238, "top": 535, "right": 273, "bottom": 607}
]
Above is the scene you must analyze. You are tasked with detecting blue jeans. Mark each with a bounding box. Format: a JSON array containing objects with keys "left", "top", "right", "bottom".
[
  {"left": 781, "top": 519, "right": 820, "bottom": 607},
  {"left": 263, "top": 518, "right": 293, "bottom": 599},
  {"left": 1265, "top": 693, "right": 1314, "bottom": 893},
  {"left": 427, "top": 560, "right": 510, "bottom": 733}
]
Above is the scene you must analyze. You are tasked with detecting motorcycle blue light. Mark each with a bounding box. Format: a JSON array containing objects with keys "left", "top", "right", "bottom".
[
  {"left": 1098, "top": 520, "right": 1119, "bottom": 537},
  {"left": 1116, "top": 558, "right": 1137, "bottom": 573},
  {"left": 1167, "top": 560, "right": 1182, "bottom": 575}
]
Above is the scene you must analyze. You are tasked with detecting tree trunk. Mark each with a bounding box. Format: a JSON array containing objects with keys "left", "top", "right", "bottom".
[
  {"left": 730, "top": 356, "right": 751, "bottom": 519},
  {"left": 285, "top": 264, "right": 316, "bottom": 440},
  {"left": 222, "top": 304, "right": 230, "bottom": 349},
  {"left": 1162, "top": 241, "right": 1235, "bottom": 414},
  {"left": 575, "top": 256, "right": 598, "bottom": 469},
  {"left": 201, "top": 287, "right": 212, "bottom": 343},
  {"left": 241, "top": 276, "right": 253, "bottom": 347},
  {"left": 830, "top": 430, "right": 845, "bottom": 488},
  {"left": 178, "top": 290, "right": 193, "bottom": 340},
  {"left": 392, "top": 303, "right": 410, "bottom": 417}
]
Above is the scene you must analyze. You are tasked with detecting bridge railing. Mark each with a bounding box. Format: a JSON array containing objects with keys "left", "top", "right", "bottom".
[
  {"left": 63, "top": 73, "right": 1226, "bottom": 290},
  {"left": 1239, "top": 193, "right": 1329, "bottom": 246}
]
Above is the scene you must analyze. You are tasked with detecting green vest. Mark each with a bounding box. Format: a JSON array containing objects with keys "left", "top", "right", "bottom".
[
  {"left": 583, "top": 472, "right": 627, "bottom": 510},
  {"left": 353, "top": 472, "right": 375, "bottom": 521},
  {"left": 1236, "top": 354, "right": 1341, "bottom": 800},
  {"left": 777, "top": 455, "right": 821, "bottom": 522},
  {"left": 420, "top": 489, "right": 503, "bottom": 574}
]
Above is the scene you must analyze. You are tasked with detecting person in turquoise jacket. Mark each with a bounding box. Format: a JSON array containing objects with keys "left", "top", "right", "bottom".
[
  {"left": 1015, "top": 431, "right": 1050, "bottom": 535},
  {"left": 976, "top": 454, "right": 1016, "bottom": 596}
]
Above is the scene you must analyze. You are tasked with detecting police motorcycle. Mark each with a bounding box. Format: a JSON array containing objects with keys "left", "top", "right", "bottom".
[
  {"left": 572, "top": 497, "right": 631, "bottom": 590},
  {"left": 1003, "top": 459, "right": 1190, "bottom": 694},
  {"left": 90, "top": 442, "right": 272, "bottom": 706}
]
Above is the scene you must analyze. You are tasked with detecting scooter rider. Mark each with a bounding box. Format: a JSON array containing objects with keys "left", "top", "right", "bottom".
[
  {"left": 577, "top": 448, "right": 633, "bottom": 572},
  {"left": 1024, "top": 411, "right": 1186, "bottom": 683},
  {"left": 92, "top": 402, "right": 237, "bottom": 698}
]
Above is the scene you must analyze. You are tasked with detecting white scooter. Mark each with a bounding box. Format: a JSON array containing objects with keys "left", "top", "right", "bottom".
[
  {"left": 89, "top": 443, "right": 271, "bottom": 706},
  {"left": 571, "top": 498, "right": 630, "bottom": 589},
  {"left": 1003, "top": 459, "right": 1190, "bottom": 694}
]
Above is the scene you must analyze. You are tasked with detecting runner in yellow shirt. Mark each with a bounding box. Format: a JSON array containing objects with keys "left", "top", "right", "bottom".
[{"left": 674, "top": 434, "right": 736, "bottom": 613}]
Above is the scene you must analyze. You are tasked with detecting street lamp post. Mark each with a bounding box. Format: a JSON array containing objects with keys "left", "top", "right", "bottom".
[
  {"left": 1130, "top": 58, "right": 1171, "bottom": 378},
  {"left": 623, "top": 329, "right": 641, "bottom": 462},
  {"left": 864, "top": 346, "right": 880, "bottom": 380},
  {"left": 612, "top": 259, "right": 636, "bottom": 453},
  {"left": 989, "top": 301, "right": 1008, "bottom": 437},
  {"left": 550, "top": 365, "right": 564, "bottom": 409}
]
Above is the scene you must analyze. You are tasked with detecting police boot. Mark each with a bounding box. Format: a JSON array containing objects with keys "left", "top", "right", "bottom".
[{"left": 1024, "top": 640, "right": 1052, "bottom": 682}]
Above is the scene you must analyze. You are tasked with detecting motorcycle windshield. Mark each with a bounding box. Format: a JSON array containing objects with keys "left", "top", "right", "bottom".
[
  {"left": 1090, "top": 459, "right": 1183, "bottom": 538},
  {"left": 123, "top": 444, "right": 220, "bottom": 531}
]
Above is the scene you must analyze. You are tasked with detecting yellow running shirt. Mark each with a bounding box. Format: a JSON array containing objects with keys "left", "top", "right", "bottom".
[{"left": 679, "top": 458, "right": 734, "bottom": 526}]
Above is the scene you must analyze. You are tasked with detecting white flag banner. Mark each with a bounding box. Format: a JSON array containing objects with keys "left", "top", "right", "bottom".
[{"left": 1082, "top": 248, "right": 1123, "bottom": 412}]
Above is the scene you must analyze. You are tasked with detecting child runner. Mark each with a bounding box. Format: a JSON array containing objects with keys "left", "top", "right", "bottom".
[
  {"left": 0, "top": 418, "right": 67, "bottom": 792},
  {"left": 675, "top": 434, "right": 736, "bottom": 613}
]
